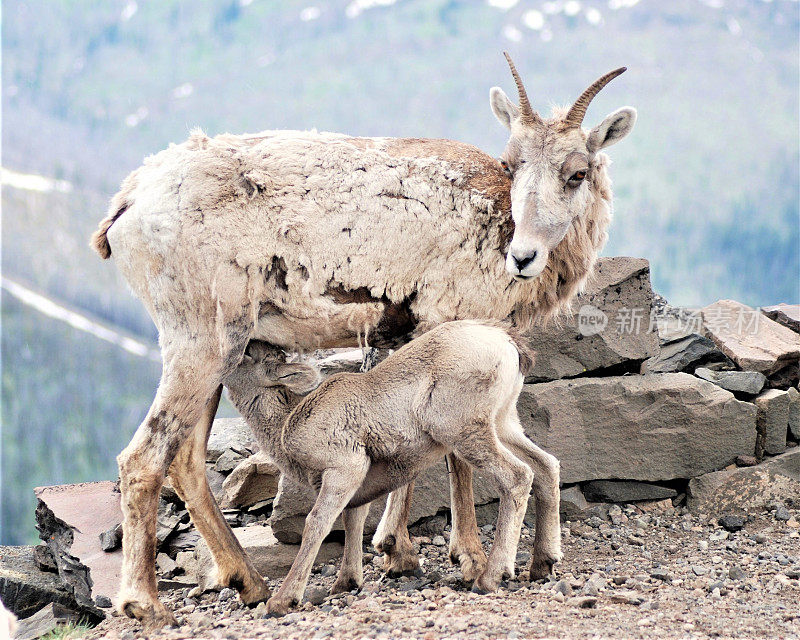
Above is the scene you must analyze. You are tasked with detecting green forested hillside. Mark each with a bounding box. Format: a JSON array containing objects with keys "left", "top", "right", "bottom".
[{"left": 1, "top": 0, "right": 798, "bottom": 543}]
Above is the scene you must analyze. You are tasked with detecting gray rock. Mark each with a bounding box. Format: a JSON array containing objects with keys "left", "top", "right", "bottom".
[
  {"left": 518, "top": 373, "right": 757, "bottom": 483},
  {"left": 32, "top": 546, "right": 57, "bottom": 574},
  {"left": 567, "top": 595, "right": 597, "bottom": 608},
  {"left": 694, "top": 368, "right": 766, "bottom": 396},
  {"left": 774, "top": 505, "right": 791, "bottom": 521},
  {"left": 582, "top": 480, "right": 677, "bottom": 503},
  {"left": 754, "top": 389, "right": 789, "bottom": 457},
  {"left": 219, "top": 453, "right": 280, "bottom": 510},
  {"left": 304, "top": 586, "right": 328, "bottom": 605},
  {"left": 702, "top": 300, "right": 800, "bottom": 376},
  {"left": 0, "top": 546, "right": 94, "bottom": 620},
  {"left": 787, "top": 387, "right": 800, "bottom": 440},
  {"left": 687, "top": 449, "right": 800, "bottom": 513},
  {"left": 761, "top": 304, "right": 800, "bottom": 333},
  {"left": 207, "top": 418, "right": 256, "bottom": 463},
  {"left": 560, "top": 485, "right": 588, "bottom": 519},
  {"left": 718, "top": 515, "right": 745, "bottom": 532},
  {"left": 554, "top": 579, "right": 572, "bottom": 596},
  {"left": 526, "top": 257, "right": 659, "bottom": 381},
  {"left": 98, "top": 523, "right": 122, "bottom": 552},
  {"left": 642, "top": 334, "right": 732, "bottom": 374},
  {"left": 214, "top": 448, "right": 248, "bottom": 474}
]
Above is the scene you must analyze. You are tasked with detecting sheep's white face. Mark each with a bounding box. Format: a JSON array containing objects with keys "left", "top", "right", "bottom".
[{"left": 490, "top": 57, "right": 636, "bottom": 281}]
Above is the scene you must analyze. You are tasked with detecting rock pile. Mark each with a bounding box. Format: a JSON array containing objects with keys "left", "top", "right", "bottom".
[{"left": 3, "top": 257, "right": 798, "bottom": 634}]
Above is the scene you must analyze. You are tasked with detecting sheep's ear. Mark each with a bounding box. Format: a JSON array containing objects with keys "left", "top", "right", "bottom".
[
  {"left": 275, "top": 363, "right": 321, "bottom": 395},
  {"left": 490, "top": 87, "right": 519, "bottom": 130},
  {"left": 587, "top": 107, "right": 637, "bottom": 153}
]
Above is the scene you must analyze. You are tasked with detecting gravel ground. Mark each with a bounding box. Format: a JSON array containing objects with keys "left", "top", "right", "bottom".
[{"left": 86, "top": 501, "right": 800, "bottom": 640}]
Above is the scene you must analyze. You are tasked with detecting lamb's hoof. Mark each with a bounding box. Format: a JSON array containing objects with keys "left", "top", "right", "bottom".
[
  {"left": 266, "top": 595, "right": 296, "bottom": 618},
  {"left": 239, "top": 577, "right": 272, "bottom": 606},
  {"left": 471, "top": 572, "right": 501, "bottom": 594},
  {"left": 330, "top": 576, "right": 362, "bottom": 595},
  {"left": 529, "top": 557, "right": 557, "bottom": 582},
  {"left": 120, "top": 599, "right": 178, "bottom": 629},
  {"left": 449, "top": 545, "right": 488, "bottom": 584},
  {"left": 386, "top": 563, "right": 423, "bottom": 579}
]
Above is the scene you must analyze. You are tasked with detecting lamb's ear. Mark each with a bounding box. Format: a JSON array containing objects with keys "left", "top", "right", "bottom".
[
  {"left": 587, "top": 107, "right": 637, "bottom": 153},
  {"left": 275, "top": 363, "right": 321, "bottom": 396},
  {"left": 490, "top": 87, "right": 519, "bottom": 130}
]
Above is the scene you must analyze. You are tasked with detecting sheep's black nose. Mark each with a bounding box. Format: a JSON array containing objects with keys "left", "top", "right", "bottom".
[{"left": 512, "top": 251, "right": 537, "bottom": 271}]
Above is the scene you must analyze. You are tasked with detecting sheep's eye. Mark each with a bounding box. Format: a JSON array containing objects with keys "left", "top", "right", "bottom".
[{"left": 568, "top": 170, "right": 586, "bottom": 186}]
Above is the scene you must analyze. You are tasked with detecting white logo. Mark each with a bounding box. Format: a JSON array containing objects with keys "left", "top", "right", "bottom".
[{"left": 577, "top": 304, "right": 608, "bottom": 336}]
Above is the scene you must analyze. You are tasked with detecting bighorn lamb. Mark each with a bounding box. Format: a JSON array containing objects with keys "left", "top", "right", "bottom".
[
  {"left": 224, "top": 321, "right": 559, "bottom": 616},
  {"left": 91, "top": 53, "right": 635, "bottom": 626}
]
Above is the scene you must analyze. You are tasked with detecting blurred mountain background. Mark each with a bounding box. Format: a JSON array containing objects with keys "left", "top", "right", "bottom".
[{"left": 2, "top": 0, "right": 798, "bottom": 544}]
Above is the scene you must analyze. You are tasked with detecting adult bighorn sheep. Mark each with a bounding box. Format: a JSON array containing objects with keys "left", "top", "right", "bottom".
[
  {"left": 224, "top": 320, "right": 558, "bottom": 616},
  {"left": 92, "top": 53, "right": 635, "bottom": 626}
]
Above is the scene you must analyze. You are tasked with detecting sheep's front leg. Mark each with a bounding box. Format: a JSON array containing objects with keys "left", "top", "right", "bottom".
[
  {"left": 168, "top": 385, "right": 271, "bottom": 605},
  {"left": 331, "top": 502, "right": 371, "bottom": 595},
  {"left": 447, "top": 454, "right": 487, "bottom": 582},
  {"left": 267, "top": 464, "right": 368, "bottom": 617},
  {"left": 372, "top": 484, "right": 422, "bottom": 577}
]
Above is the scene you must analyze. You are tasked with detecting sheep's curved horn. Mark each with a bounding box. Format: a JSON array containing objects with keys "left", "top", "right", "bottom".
[
  {"left": 503, "top": 51, "right": 541, "bottom": 127},
  {"left": 563, "top": 67, "right": 627, "bottom": 129}
]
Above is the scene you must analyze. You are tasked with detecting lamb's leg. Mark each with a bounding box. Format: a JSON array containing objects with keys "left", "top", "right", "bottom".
[
  {"left": 331, "top": 502, "right": 371, "bottom": 595},
  {"left": 446, "top": 454, "right": 487, "bottom": 582},
  {"left": 267, "top": 463, "right": 368, "bottom": 616},
  {"left": 116, "top": 343, "right": 224, "bottom": 629},
  {"left": 452, "top": 428, "right": 532, "bottom": 594},
  {"left": 372, "top": 484, "right": 422, "bottom": 577},
  {"left": 500, "top": 415, "right": 562, "bottom": 581},
  {"left": 168, "top": 385, "right": 270, "bottom": 605}
]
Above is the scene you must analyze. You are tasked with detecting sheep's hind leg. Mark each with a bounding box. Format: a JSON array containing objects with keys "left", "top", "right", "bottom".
[
  {"left": 452, "top": 429, "right": 532, "bottom": 594},
  {"left": 116, "top": 341, "right": 224, "bottom": 629},
  {"left": 331, "top": 502, "right": 371, "bottom": 595},
  {"left": 446, "top": 453, "right": 487, "bottom": 583},
  {"left": 372, "top": 483, "right": 422, "bottom": 577},
  {"left": 267, "top": 463, "right": 368, "bottom": 616},
  {"left": 500, "top": 417, "right": 562, "bottom": 581},
  {"left": 168, "top": 385, "right": 271, "bottom": 605}
]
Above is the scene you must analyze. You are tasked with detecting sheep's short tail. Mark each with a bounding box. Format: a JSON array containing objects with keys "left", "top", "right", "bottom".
[
  {"left": 91, "top": 171, "right": 139, "bottom": 259},
  {"left": 505, "top": 325, "right": 536, "bottom": 376}
]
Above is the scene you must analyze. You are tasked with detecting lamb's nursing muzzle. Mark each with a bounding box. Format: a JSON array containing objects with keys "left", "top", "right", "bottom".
[{"left": 228, "top": 340, "right": 322, "bottom": 396}]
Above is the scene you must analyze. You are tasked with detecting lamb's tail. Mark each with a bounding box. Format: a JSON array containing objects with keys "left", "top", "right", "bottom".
[{"left": 90, "top": 170, "right": 138, "bottom": 259}]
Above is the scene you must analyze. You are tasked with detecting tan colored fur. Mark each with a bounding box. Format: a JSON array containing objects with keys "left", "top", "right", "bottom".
[{"left": 224, "top": 321, "right": 561, "bottom": 615}]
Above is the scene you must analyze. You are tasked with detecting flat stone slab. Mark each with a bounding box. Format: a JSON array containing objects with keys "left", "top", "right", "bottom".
[
  {"left": 582, "top": 480, "right": 677, "bottom": 503},
  {"left": 761, "top": 304, "right": 800, "bottom": 333},
  {"left": 694, "top": 367, "right": 766, "bottom": 396},
  {"left": 702, "top": 300, "right": 799, "bottom": 375},
  {"left": 688, "top": 448, "right": 800, "bottom": 514},
  {"left": 187, "top": 525, "right": 343, "bottom": 589},
  {"left": 642, "top": 334, "right": 732, "bottom": 374},
  {"left": 220, "top": 453, "right": 280, "bottom": 510},
  {"left": 518, "top": 373, "right": 757, "bottom": 484},
  {"left": 754, "top": 389, "right": 789, "bottom": 456},
  {"left": 35, "top": 481, "right": 123, "bottom": 606},
  {"left": 526, "top": 257, "right": 659, "bottom": 381}
]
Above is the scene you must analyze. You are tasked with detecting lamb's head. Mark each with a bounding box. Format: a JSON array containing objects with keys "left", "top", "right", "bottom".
[
  {"left": 229, "top": 340, "right": 322, "bottom": 396},
  {"left": 490, "top": 53, "right": 637, "bottom": 281}
]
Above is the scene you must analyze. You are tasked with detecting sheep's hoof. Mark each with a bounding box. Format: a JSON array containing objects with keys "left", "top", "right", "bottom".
[
  {"left": 121, "top": 599, "right": 178, "bottom": 629},
  {"left": 239, "top": 578, "right": 272, "bottom": 606},
  {"left": 449, "top": 545, "right": 488, "bottom": 584},
  {"left": 330, "top": 576, "right": 362, "bottom": 595},
  {"left": 265, "top": 595, "right": 296, "bottom": 618},
  {"left": 386, "top": 561, "right": 423, "bottom": 578},
  {"left": 471, "top": 573, "right": 500, "bottom": 594},
  {"left": 528, "top": 557, "right": 557, "bottom": 582}
]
